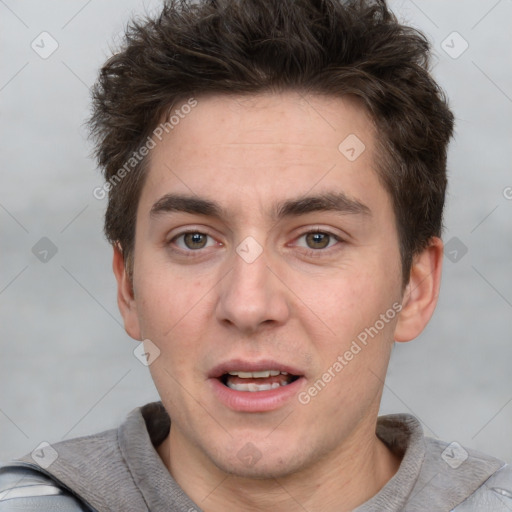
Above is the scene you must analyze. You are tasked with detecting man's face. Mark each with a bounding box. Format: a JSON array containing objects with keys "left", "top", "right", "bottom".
[{"left": 126, "top": 93, "right": 405, "bottom": 477}]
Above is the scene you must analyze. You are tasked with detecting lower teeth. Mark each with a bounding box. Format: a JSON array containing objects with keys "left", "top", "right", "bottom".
[{"left": 226, "top": 381, "right": 287, "bottom": 392}]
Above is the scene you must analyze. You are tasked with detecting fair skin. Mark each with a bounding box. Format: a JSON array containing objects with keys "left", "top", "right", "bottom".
[{"left": 113, "top": 92, "right": 443, "bottom": 512}]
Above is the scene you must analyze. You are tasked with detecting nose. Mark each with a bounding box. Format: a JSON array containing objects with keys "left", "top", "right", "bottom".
[{"left": 215, "top": 242, "right": 290, "bottom": 334}]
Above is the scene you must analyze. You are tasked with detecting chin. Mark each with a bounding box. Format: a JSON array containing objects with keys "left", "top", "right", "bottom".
[{"left": 210, "top": 445, "right": 309, "bottom": 480}]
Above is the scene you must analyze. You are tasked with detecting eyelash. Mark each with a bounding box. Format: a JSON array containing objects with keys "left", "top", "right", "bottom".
[
  {"left": 168, "top": 228, "right": 345, "bottom": 258},
  {"left": 169, "top": 230, "right": 219, "bottom": 254}
]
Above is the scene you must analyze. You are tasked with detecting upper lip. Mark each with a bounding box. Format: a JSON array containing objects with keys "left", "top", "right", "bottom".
[{"left": 208, "top": 358, "right": 304, "bottom": 379}]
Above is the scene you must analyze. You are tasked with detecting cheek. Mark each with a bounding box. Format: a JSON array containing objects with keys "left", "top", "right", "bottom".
[
  {"left": 134, "top": 270, "right": 217, "bottom": 388},
  {"left": 292, "top": 266, "right": 380, "bottom": 330},
  {"left": 292, "top": 259, "right": 400, "bottom": 364},
  {"left": 134, "top": 262, "right": 206, "bottom": 337}
]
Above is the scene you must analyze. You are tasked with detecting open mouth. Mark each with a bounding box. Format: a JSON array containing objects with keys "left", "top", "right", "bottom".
[
  {"left": 220, "top": 370, "right": 300, "bottom": 392},
  {"left": 209, "top": 361, "right": 304, "bottom": 411}
]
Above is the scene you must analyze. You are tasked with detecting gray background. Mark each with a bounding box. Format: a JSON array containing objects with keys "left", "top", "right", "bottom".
[{"left": 1, "top": 0, "right": 511, "bottom": 464}]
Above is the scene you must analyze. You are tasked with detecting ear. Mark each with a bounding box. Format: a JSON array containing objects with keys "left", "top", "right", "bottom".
[
  {"left": 394, "top": 237, "right": 443, "bottom": 343},
  {"left": 112, "top": 244, "right": 142, "bottom": 341}
]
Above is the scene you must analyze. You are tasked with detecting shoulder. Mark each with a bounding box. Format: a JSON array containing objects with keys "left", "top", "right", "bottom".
[
  {"left": 0, "top": 406, "right": 158, "bottom": 512},
  {"left": 0, "top": 463, "right": 93, "bottom": 511},
  {"left": 404, "top": 433, "right": 509, "bottom": 511},
  {"left": 452, "top": 463, "right": 512, "bottom": 511}
]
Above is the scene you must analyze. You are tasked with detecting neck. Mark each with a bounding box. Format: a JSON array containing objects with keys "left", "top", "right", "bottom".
[{"left": 158, "top": 417, "right": 401, "bottom": 512}]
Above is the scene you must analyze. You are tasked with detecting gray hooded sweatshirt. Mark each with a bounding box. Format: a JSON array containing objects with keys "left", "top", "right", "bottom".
[{"left": 1, "top": 402, "right": 511, "bottom": 511}]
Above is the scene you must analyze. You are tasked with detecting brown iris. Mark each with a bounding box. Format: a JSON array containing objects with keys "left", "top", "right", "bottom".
[
  {"left": 305, "top": 232, "right": 330, "bottom": 249},
  {"left": 183, "top": 232, "right": 208, "bottom": 249}
]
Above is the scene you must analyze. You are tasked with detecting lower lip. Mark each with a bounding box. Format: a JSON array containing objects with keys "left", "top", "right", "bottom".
[{"left": 209, "top": 377, "right": 304, "bottom": 412}]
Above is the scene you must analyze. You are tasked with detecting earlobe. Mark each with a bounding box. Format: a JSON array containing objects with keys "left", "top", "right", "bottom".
[
  {"left": 394, "top": 237, "right": 443, "bottom": 343},
  {"left": 112, "top": 244, "right": 142, "bottom": 341}
]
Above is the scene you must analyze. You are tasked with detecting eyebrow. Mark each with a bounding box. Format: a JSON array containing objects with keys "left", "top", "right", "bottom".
[
  {"left": 150, "top": 194, "right": 223, "bottom": 218},
  {"left": 149, "top": 192, "right": 371, "bottom": 221},
  {"left": 275, "top": 192, "right": 371, "bottom": 218}
]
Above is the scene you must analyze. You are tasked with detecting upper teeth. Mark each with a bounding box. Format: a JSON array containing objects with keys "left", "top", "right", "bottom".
[{"left": 227, "top": 370, "right": 288, "bottom": 378}]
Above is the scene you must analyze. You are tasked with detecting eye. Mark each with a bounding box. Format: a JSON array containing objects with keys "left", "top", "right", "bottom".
[
  {"left": 172, "top": 232, "right": 216, "bottom": 250},
  {"left": 295, "top": 231, "right": 341, "bottom": 250}
]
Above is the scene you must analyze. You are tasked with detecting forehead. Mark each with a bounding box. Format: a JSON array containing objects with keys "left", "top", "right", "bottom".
[{"left": 140, "top": 92, "right": 388, "bottom": 217}]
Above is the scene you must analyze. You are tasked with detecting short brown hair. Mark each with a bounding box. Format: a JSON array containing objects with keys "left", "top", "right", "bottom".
[{"left": 89, "top": 0, "right": 454, "bottom": 283}]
